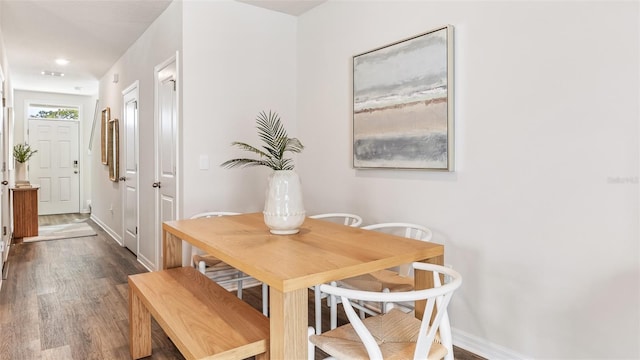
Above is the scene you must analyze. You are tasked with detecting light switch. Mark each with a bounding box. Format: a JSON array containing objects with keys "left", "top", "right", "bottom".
[{"left": 199, "top": 155, "right": 209, "bottom": 170}]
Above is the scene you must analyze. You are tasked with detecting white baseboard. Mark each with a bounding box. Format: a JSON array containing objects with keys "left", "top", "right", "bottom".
[
  {"left": 453, "top": 328, "right": 531, "bottom": 360},
  {"left": 90, "top": 215, "right": 155, "bottom": 272},
  {"left": 89, "top": 214, "right": 123, "bottom": 246},
  {"left": 137, "top": 254, "right": 155, "bottom": 272}
]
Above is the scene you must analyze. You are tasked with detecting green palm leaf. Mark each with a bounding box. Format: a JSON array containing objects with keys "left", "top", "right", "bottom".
[{"left": 221, "top": 111, "right": 304, "bottom": 170}]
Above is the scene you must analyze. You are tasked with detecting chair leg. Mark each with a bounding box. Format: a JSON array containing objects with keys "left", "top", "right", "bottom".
[
  {"left": 314, "top": 285, "right": 322, "bottom": 334},
  {"left": 237, "top": 273, "right": 244, "bottom": 299},
  {"left": 440, "top": 311, "right": 454, "bottom": 360},
  {"left": 307, "top": 327, "right": 316, "bottom": 360},
  {"left": 329, "top": 281, "right": 338, "bottom": 330},
  {"left": 262, "top": 283, "right": 269, "bottom": 316},
  {"left": 382, "top": 287, "right": 390, "bottom": 314},
  {"left": 358, "top": 300, "right": 366, "bottom": 319}
]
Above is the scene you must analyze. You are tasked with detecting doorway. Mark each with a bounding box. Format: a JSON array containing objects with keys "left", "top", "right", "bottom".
[
  {"left": 28, "top": 118, "right": 80, "bottom": 215},
  {"left": 0, "top": 67, "right": 7, "bottom": 275},
  {"left": 154, "top": 53, "right": 179, "bottom": 270},
  {"left": 122, "top": 82, "right": 139, "bottom": 255}
]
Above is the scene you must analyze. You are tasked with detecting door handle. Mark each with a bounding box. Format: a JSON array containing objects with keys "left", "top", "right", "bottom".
[
  {"left": 74, "top": 170, "right": 78, "bottom": 174},
  {"left": 119, "top": 177, "right": 126, "bottom": 182},
  {"left": 152, "top": 182, "right": 161, "bottom": 188},
  {"left": 1, "top": 181, "right": 7, "bottom": 185}
]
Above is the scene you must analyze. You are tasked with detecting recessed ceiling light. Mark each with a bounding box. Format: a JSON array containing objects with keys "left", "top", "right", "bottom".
[
  {"left": 55, "top": 58, "right": 70, "bottom": 65},
  {"left": 41, "top": 70, "right": 64, "bottom": 77}
]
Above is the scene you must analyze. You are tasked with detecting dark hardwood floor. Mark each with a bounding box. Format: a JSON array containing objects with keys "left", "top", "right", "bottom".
[{"left": 0, "top": 214, "right": 484, "bottom": 360}]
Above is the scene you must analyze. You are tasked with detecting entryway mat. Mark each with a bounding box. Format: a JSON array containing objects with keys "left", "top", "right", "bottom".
[{"left": 23, "top": 222, "right": 97, "bottom": 243}]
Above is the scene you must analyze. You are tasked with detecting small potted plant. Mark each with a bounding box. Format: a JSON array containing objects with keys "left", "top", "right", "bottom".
[
  {"left": 13, "top": 143, "right": 37, "bottom": 183},
  {"left": 221, "top": 111, "right": 305, "bottom": 234}
]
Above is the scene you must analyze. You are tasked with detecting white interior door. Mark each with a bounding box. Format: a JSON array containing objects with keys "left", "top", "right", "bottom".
[
  {"left": 0, "top": 108, "right": 6, "bottom": 264},
  {"left": 28, "top": 119, "right": 80, "bottom": 215},
  {"left": 122, "top": 83, "right": 139, "bottom": 254},
  {"left": 155, "top": 55, "right": 179, "bottom": 269},
  {"left": 0, "top": 70, "right": 7, "bottom": 268},
  {"left": 1, "top": 106, "right": 9, "bottom": 265}
]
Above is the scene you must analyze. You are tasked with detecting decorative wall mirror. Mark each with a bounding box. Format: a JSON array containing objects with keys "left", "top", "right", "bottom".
[
  {"left": 101, "top": 107, "right": 110, "bottom": 165},
  {"left": 108, "top": 118, "right": 119, "bottom": 181}
]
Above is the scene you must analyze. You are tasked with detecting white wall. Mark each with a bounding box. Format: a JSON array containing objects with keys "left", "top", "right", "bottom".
[
  {"left": 94, "top": 0, "right": 181, "bottom": 269},
  {"left": 181, "top": 1, "right": 297, "bottom": 218},
  {"left": 12, "top": 90, "right": 96, "bottom": 214},
  {"left": 297, "top": 1, "right": 639, "bottom": 358}
]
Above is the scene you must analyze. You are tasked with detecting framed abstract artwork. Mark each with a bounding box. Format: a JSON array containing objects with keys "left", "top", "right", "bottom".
[
  {"left": 353, "top": 25, "right": 454, "bottom": 170},
  {"left": 108, "top": 118, "right": 119, "bottom": 182},
  {"left": 101, "top": 107, "right": 110, "bottom": 165}
]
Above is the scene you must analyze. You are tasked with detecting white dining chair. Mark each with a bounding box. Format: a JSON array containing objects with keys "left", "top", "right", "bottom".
[
  {"left": 327, "top": 222, "right": 455, "bottom": 359},
  {"left": 190, "top": 211, "right": 269, "bottom": 316},
  {"left": 308, "top": 262, "right": 462, "bottom": 360},
  {"left": 309, "top": 213, "right": 363, "bottom": 227},
  {"left": 309, "top": 213, "right": 363, "bottom": 334},
  {"left": 336, "top": 223, "right": 432, "bottom": 310}
]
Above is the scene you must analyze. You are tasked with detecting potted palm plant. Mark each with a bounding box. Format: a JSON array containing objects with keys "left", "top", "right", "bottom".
[
  {"left": 221, "top": 111, "right": 305, "bottom": 234},
  {"left": 13, "top": 143, "right": 37, "bottom": 183}
]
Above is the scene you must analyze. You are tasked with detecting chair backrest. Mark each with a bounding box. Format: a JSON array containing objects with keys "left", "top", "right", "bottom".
[
  {"left": 362, "top": 222, "right": 433, "bottom": 277},
  {"left": 190, "top": 211, "right": 240, "bottom": 219},
  {"left": 189, "top": 212, "right": 241, "bottom": 260},
  {"left": 309, "top": 213, "right": 363, "bottom": 227},
  {"left": 361, "top": 222, "right": 432, "bottom": 241},
  {"left": 318, "top": 263, "right": 462, "bottom": 360}
]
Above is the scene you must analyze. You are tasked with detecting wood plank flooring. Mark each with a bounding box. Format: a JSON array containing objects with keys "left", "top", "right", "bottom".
[{"left": 0, "top": 214, "right": 485, "bottom": 360}]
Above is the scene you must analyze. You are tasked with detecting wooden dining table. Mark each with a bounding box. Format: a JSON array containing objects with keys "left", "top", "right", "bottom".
[{"left": 162, "top": 212, "right": 444, "bottom": 360}]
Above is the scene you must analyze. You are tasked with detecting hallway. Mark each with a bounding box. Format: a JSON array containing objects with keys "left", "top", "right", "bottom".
[{"left": 0, "top": 217, "right": 183, "bottom": 359}]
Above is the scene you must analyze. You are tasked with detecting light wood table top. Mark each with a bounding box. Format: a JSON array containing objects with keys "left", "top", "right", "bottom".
[{"left": 162, "top": 212, "right": 445, "bottom": 360}]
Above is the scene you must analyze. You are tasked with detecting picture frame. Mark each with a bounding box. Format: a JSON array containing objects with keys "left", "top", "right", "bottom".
[
  {"left": 108, "top": 118, "right": 119, "bottom": 181},
  {"left": 88, "top": 99, "right": 99, "bottom": 151},
  {"left": 352, "top": 25, "right": 454, "bottom": 170},
  {"left": 5, "top": 106, "right": 14, "bottom": 170},
  {"left": 101, "top": 107, "right": 110, "bottom": 165}
]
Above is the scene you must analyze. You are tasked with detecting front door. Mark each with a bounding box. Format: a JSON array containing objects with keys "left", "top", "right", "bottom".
[
  {"left": 28, "top": 119, "right": 80, "bottom": 215},
  {"left": 122, "top": 82, "right": 139, "bottom": 254},
  {"left": 155, "top": 54, "right": 179, "bottom": 269}
]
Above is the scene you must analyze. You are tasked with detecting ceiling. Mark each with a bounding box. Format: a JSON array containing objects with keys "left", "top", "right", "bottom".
[
  {"left": 0, "top": 0, "right": 325, "bottom": 97},
  {"left": 237, "top": 0, "right": 325, "bottom": 16}
]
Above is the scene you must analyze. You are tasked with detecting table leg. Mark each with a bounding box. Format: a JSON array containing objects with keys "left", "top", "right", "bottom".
[
  {"left": 415, "top": 254, "right": 444, "bottom": 320},
  {"left": 162, "top": 230, "right": 182, "bottom": 269},
  {"left": 269, "top": 287, "right": 308, "bottom": 359}
]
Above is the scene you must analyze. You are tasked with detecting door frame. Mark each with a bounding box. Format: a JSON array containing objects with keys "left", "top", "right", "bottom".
[
  {"left": 0, "top": 65, "right": 7, "bottom": 276},
  {"left": 1, "top": 107, "right": 10, "bottom": 266},
  {"left": 122, "top": 81, "right": 140, "bottom": 255},
  {"left": 24, "top": 100, "right": 83, "bottom": 214},
  {"left": 27, "top": 118, "right": 81, "bottom": 215},
  {"left": 154, "top": 52, "right": 181, "bottom": 270}
]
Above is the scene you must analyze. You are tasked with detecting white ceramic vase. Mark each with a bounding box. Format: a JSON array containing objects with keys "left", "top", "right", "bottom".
[
  {"left": 263, "top": 170, "right": 305, "bottom": 235},
  {"left": 15, "top": 162, "right": 28, "bottom": 182}
]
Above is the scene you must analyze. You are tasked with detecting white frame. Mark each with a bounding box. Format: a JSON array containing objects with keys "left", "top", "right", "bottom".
[
  {"left": 24, "top": 99, "right": 83, "bottom": 213},
  {"left": 352, "top": 25, "right": 455, "bottom": 171},
  {"left": 153, "top": 51, "right": 181, "bottom": 271},
  {"left": 122, "top": 81, "right": 140, "bottom": 256}
]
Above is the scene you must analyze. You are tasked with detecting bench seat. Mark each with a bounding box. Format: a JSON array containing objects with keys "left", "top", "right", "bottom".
[{"left": 128, "top": 267, "right": 270, "bottom": 360}]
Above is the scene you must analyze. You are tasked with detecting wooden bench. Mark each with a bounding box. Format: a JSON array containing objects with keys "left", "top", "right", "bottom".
[{"left": 128, "top": 267, "right": 270, "bottom": 360}]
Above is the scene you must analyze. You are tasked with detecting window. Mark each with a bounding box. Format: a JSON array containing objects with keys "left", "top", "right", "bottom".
[{"left": 28, "top": 104, "right": 79, "bottom": 120}]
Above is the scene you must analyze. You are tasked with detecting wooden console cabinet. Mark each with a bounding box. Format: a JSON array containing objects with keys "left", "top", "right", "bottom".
[{"left": 11, "top": 187, "right": 39, "bottom": 238}]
